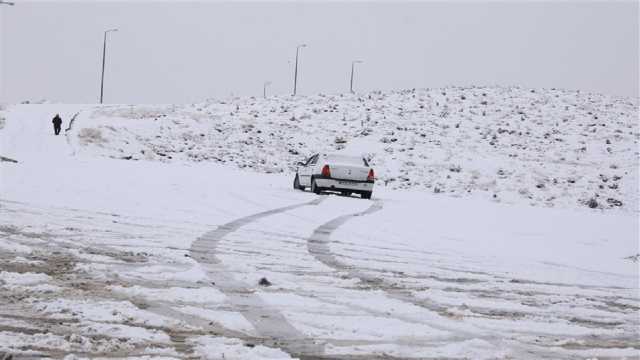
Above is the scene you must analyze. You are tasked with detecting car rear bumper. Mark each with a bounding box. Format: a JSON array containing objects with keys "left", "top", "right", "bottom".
[{"left": 314, "top": 177, "right": 374, "bottom": 192}]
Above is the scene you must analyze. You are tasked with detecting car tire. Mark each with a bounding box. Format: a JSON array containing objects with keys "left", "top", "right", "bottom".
[
  {"left": 311, "top": 178, "right": 321, "bottom": 194},
  {"left": 293, "top": 174, "right": 304, "bottom": 190},
  {"left": 361, "top": 191, "right": 372, "bottom": 199}
]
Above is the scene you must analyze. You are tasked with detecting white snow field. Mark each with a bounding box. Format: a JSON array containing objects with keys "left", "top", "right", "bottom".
[{"left": 0, "top": 88, "right": 638, "bottom": 360}]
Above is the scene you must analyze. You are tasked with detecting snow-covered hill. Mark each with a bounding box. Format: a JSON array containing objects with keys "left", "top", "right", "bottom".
[
  {"left": 0, "top": 92, "right": 638, "bottom": 359},
  {"left": 66, "top": 86, "right": 638, "bottom": 212}
]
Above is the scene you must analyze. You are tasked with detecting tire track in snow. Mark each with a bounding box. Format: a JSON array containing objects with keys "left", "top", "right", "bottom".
[
  {"left": 307, "top": 199, "right": 384, "bottom": 279},
  {"left": 190, "top": 197, "right": 326, "bottom": 356},
  {"left": 0, "top": 199, "right": 281, "bottom": 358},
  {"left": 307, "top": 199, "right": 489, "bottom": 317},
  {"left": 307, "top": 199, "right": 450, "bottom": 315},
  {"left": 306, "top": 200, "right": 508, "bottom": 345},
  {"left": 307, "top": 199, "right": 434, "bottom": 305},
  {"left": 306, "top": 200, "right": 631, "bottom": 358}
]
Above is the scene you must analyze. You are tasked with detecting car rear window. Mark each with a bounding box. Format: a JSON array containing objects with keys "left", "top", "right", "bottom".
[{"left": 326, "top": 155, "right": 367, "bottom": 166}]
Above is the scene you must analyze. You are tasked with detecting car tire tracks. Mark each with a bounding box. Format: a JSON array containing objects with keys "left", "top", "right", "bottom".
[
  {"left": 189, "top": 197, "right": 326, "bottom": 357},
  {"left": 305, "top": 199, "right": 513, "bottom": 347},
  {"left": 307, "top": 199, "right": 448, "bottom": 313}
]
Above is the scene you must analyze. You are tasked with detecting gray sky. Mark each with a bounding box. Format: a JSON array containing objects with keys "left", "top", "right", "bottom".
[{"left": 0, "top": 1, "right": 638, "bottom": 104}]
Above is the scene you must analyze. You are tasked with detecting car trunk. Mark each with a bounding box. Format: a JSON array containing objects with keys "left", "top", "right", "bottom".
[{"left": 329, "top": 163, "right": 369, "bottom": 181}]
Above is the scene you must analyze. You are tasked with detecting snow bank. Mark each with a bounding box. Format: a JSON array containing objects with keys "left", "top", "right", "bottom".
[
  {"left": 39, "top": 298, "right": 180, "bottom": 329},
  {"left": 0, "top": 271, "right": 51, "bottom": 286}
]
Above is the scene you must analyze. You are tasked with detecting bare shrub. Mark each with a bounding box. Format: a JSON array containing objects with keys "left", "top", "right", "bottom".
[{"left": 78, "top": 128, "right": 108, "bottom": 146}]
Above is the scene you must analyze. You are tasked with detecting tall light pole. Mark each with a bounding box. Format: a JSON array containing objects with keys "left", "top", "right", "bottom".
[
  {"left": 350, "top": 60, "right": 363, "bottom": 94},
  {"left": 99, "top": 28, "right": 118, "bottom": 104},
  {"left": 0, "top": 0, "right": 13, "bottom": 108},
  {"left": 292, "top": 44, "right": 306, "bottom": 96},
  {"left": 263, "top": 81, "right": 271, "bottom": 99}
]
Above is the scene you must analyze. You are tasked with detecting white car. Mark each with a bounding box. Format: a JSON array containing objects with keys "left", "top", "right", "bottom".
[{"left": 293, "top": 153, "right": 375, "bottom": 199}]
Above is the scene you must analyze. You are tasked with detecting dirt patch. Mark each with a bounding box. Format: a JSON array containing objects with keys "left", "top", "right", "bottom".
[
  {"left": 84, "top": 246, "right": 150, "bottom": 264},
  {"left": 0, "top": 251, "right": 76, "bottom": 280},
  {"left": 601, "top": 300, "right": 640, "bottom": 313},
  {"left": 465, "top": 306, "right": 529, "bottom": 320},
  {"left": 559, "top": 336, "right": 640, "bottom": 350},
  {"left": 568, "top": 317, "right": 624, "bottom": 329},
  {"left": 0, "top": 225, "right": 52, "bottom": 240}
]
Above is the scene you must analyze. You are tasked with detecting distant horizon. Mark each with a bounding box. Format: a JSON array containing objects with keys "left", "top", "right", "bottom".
[
  {"left": 1, "top": 1, "right": 638, "bottom": 104},
  {"left": 7, "top": 84, "right": 638, "bottom": 107}
]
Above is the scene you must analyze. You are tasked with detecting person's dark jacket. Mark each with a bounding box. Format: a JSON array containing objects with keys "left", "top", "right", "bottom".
[{"left": 52, "top": 116, "right": 62, "bottom": 126}]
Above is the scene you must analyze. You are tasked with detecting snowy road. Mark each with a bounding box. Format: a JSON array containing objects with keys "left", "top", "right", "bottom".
[
  {"left": 190, "top": 197, "right": 327, "bottom": 355},
  {"left": 0, "top": 104, "right": 638, "bottom": 359}
]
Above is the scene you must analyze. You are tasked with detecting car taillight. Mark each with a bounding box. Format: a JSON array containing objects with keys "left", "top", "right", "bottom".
[
  {"left": 321, "top": 165, "right": 331, "bottom": 177},
  {"left": 367, "top": 169, "right": 375, "bottom": 182}
]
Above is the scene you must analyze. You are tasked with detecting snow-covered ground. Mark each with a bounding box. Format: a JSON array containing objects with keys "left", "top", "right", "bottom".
[{"left": 0, "top": 89, "right": 638, "bottom": 359}]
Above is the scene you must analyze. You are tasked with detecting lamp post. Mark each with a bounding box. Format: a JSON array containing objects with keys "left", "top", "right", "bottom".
[
  {"left": 263, "top": 81, "right": 271, "bottom": 99},
  {"left": 0, "top": 0, "right": 12, "bottom": 107},
  {"left": 0, "top": 0, "right": 14, "bottom": 109},
  {"left": 350, "top": 60, "right": 363, "bottom": 94},
  {"left": 292, "top": 44, "right": 306, "bottom": 96},
  {"left": 99, "top": 28, "right": 118, "bottom": 104}
]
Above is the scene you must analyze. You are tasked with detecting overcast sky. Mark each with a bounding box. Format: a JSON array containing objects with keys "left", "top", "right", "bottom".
[{"left": 0, "top": 1, "right": 637, "bottom": 104}]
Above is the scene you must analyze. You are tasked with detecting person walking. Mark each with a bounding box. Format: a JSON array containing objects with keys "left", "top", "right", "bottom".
[{"left": 52, "top": 114, "right": 62, "bottom": 135}]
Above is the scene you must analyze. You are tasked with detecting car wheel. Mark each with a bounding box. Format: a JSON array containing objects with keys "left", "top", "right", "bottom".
[
  {"left": 311, "top": 178, "right": 321, "bottom": 194},
  {"left": 293, "top": 174, "right": 304, "bottom": 190},
  {"left": 361, "top": 191, "right": 372, "bottom": 199}
]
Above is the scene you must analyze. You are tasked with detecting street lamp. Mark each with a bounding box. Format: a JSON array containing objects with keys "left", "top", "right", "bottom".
[
  {"left": 292, "top": 44, "right": 306, "bottom": 96},
  {"left": 99, "top": 28, "right": 118, "bottom": 104},
  {"left": 350, "top": 60, "right": 363, "bottom": 94},
  {"left": 263, "top": 81, "right": 271, "bottom": 99},
  {"left": 0, "top": 0, "right": 14, "bottom": 109}
]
